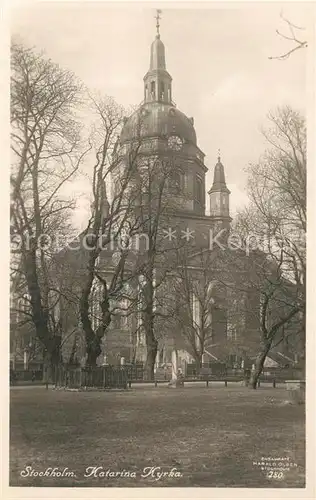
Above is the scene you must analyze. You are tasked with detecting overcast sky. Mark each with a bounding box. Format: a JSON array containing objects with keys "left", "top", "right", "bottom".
[{"left": 11, "top": 1, "right": 310, "bottom": 230}]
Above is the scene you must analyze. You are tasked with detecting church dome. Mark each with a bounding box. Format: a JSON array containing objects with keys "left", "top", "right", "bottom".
[{"left": 120, "top": 102, "right": 197, "bottom": 145}]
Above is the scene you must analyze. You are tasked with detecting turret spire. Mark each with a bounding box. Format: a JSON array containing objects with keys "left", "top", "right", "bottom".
[
  {"left": 143, "top": 10, "right": 172, "bottom": 104},
  {"left": 209, "top": 154, "right": 230, "bottom": 194},
  {"left": 208, "top": 154, "right": 231, "bottom": 224}
]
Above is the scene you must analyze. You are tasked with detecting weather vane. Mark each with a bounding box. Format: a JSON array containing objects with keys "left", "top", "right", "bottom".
[{"left": 155, "top": 9, "right": 162, "bottom": 36}]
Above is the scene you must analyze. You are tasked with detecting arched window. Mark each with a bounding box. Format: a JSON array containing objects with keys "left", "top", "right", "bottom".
[
  {"left": 173, "top": 171, "right": 181, "bottom": 193},
  {"left": 136, "top": 275, "right": 146, "bottom": 346},
  {"left": 171, "top": 169, "right": 184, "bottom": 194},
  {"left": 90, "top": 279, "right": 102, "bottom": 331},
  {"left": 151, "top": 81, "right": 155, "bottom": 99},
  {"left": 160, "top": 82, "right": 165, "bottom": 100},
  {"left": 195, "top": 176, "right": 203, "bottom": 203}
]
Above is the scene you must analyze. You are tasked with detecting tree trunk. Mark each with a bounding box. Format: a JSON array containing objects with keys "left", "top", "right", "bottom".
[
  {"left": 80, "top": 250, "right": 113, "bottom": 370},
  {"left": 43, "top": 336, "right": 62, "bottom": 386},
  {"left": 249, "top": 341, "right": 272, "bottom": 389},
  {"left": 142, "top": 266, "right": 158, "bottom": 381},
  {"left": 144, "top": 336, "right": 158, "bottom": 381},
  {"left": 68, "top": 333, "right": 78, "bottom": 367},
  {"left": 195, "top": 353, "right": 202, "bottom": 376},
  {"left": 86, "top": 338, "right": 102, "bottom": 368},
  {"left": 23, "top": 246, "right": 63, "bottom": 385}
]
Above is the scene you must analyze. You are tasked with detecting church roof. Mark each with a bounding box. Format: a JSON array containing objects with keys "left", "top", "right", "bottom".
[
  {"left": 120, "top": 102, "right": 197, "bottom": 145},
  {"left": 120, "top": 16, "right": 197, "bottom": 146},
  {"left": 150, "top": 35, "right": 166, "bottom": 71},
  {"left": 208, "top": 157, "right": 231, "bottom": 194}
]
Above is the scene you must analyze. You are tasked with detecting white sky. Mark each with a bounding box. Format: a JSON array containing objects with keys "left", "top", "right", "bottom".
[{"left": 11, "top": 1, "right": 310, "bottom": 230}]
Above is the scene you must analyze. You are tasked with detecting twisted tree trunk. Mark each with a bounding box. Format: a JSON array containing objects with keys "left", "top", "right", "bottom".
[{"left": 249, "top": 340, "right": 272, "bottom": 389}]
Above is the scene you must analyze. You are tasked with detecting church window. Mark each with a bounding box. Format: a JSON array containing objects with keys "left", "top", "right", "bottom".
[
  {"left": 172, "top": 169, "right": 184, "bottom": 193},
  {"left": 16, "top": 293, "right": 31, "bottom": 323},
  {"left": 90, "top": 280, "right": 102, "bottom": 332},
  {"left": 145, "top": 84, "right": 148, "bottom": 100},
  {"left": 227, "top": 326, "right": 237, "bottom": 341},
  {"left": 195, "top": 175, "right": 203, "bottom": 203},
  {"left": 160, "top": 82, "right": 165, "bottom": 100},
  {"left": 151, "top": 81, "right": 155, "bottom": 98},
  {"left": 174, "top": 171, "right": 181, "bottom": 191}
]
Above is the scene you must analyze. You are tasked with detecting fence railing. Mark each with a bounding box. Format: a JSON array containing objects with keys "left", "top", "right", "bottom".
[
  {"left": 185, "top": 363, "right": 303, "bottom": 381},
  {"left": 10, "top": 369, "right": 43, "bottom": 384},
  {"left": 186, "top": 363, "right": 230, "bottom": 378},
  {"left": 54, "top": 366, "right": 131, "bottom": 389},
  {"left": 10, "top": 363, "right": 303, "bottom": 388}
]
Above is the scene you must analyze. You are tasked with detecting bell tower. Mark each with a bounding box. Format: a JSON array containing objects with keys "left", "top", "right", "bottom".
[
  {"left": 208, "top": 154, "right": 231, "bottom": 230},
  {"left": 143, "top": 10, "right": 173, "bottom": 104}
]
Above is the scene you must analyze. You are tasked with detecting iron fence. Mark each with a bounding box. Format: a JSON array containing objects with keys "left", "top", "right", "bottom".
[
  {"left": 54, "top": 365, "right": 130, "bottom": 389},
  {"left": 185, "top": 363, "right": 303, "bottom": 381},
  {"left": 186, "top": 362, "right": 227, "bottom": 378},
  {"left": 10, "top": 369, "right": 43, "bottom": 384},
  {"left": 260, "top": 367, "right": 303, "bottom": 380},
  {"left": 10, "top": 363, "right": 303, "bottom": 388}
]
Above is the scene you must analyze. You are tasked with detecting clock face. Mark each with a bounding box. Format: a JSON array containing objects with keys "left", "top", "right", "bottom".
[{"left": 168, "top": 135, "right": 183, "bottom": 151}]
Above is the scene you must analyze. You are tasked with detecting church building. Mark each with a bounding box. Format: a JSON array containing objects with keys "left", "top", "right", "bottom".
[
  {"left": 9, "top": 15, "right": 302, "bottom": 378},
  {"left": 48, "top": 15, "right": 300, "bottom": 374}
]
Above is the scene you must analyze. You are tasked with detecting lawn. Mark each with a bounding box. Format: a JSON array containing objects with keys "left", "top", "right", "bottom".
[{"left": 10, "top": 384, "right": 305, "bottom": 488}]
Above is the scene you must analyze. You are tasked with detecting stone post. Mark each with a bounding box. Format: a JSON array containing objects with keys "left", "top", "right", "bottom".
[
  {"left": 23, "top": 348, "right": 29, "bottom": 370},
  {"left": 169, "top": 347, "right": 179, "bottom": 388},
  {"left": 155, "top": 350, "right": 160, "bottom": 369},
  {"left": 183, "top": 359, "right": 187, "bottom": 378}
]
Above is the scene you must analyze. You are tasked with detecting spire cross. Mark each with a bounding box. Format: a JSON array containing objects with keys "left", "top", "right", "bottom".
[
  {"left": 155, "top": 9, "right": 162, "bottom": 37},
  {"left": 217, "top": 148, "right": 221, "bottom": 162}
]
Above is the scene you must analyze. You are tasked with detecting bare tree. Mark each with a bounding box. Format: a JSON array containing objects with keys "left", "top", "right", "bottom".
[
  {"left": 130, "top": 150, "right": 192, "bottom": 379},
  {"left": 48, "top": 94, "right": 188, "bottom": 376},
  {"left": 269, "top": 13, "right": 307, "bottom": 60},
  {"left": 166, "top": 249, "right": 215, "bottom": 372},
  {"left": 225, "top": 105, "right": 306, "bottom": 388},
  {"left": 77, "top": 94, "right": 147, "bottom": 367},
  {"left": 10, "top": 42, "right": 89, "bottom": 376}
]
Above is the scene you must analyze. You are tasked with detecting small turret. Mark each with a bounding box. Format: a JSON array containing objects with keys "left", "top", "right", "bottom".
[{"left": 208, "top": 153, "right": 231, "bottom": 229}]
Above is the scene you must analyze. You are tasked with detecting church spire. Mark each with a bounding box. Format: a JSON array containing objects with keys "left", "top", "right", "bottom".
[
  {"left": 209, "top": 153, "right": 230, "bottom": 194},
  {"left": 208, "top": 154, "right": 231, "bottom": 223},
  {"left": 143, "top": 10, "right": 173, "bottom": 104}
]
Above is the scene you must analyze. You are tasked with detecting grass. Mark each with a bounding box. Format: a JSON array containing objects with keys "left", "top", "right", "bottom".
[{"left": 10, "top": 384, "right": 305, "bottom": 488}]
